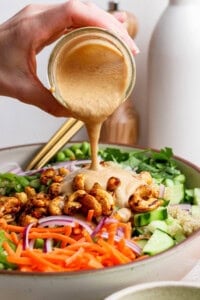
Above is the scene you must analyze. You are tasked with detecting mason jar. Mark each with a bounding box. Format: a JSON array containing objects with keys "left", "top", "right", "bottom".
[{"left": 48, "top": 26, "right": 136, "bottom": 123}]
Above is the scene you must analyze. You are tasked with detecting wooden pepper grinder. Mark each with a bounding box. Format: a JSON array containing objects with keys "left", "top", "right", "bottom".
[{"left": 100, "top": 0, "right": 139, "bottom": 145}]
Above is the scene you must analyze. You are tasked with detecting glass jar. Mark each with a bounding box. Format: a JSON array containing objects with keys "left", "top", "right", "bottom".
[{"left": 48, "top": 27, "right": 136, "bottom": 123}]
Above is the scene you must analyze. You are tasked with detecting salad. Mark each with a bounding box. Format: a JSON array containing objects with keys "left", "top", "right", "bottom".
[{"left": 0, "top": 142, "right": 199, "bottom": 272}]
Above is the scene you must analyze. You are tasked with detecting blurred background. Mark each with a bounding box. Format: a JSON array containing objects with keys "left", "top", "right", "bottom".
[
  {"left": 0, "top": 0, "right": 168, "bottom": 147},
  {"left": 1, "top": 0, "right": 200, "bottom": 165}
]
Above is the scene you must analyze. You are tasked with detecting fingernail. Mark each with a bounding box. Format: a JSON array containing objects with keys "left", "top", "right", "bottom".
[
  {"left": 112, "top": 11, "right": 127, "bottom": 22},
  {"left": 132, "top": 43, "right": 140, "bottom": 55}
]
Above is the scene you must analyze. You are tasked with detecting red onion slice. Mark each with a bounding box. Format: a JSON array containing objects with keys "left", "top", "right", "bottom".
[
  {"left": 23, "top": 222, "right": 37, "bottom": 250},
  {"left": 0, "top": 162, "right": 23, "bottom": 174},
  {"left": 159, "top": 184, "right": 165, "bottom": 198},
  {"left": 38, "top": 219, "right": 75, "bottom": 228},
  {"left": 91, "top": 217, "right": 107, "bottom": 237},
  {"left": 44, "top": 239, "right": 53, "bottom": 253},
  {"left": 18, "top": 159, "right": 92, "bottom": 176},
  {"left": 38, "top": 216, "right": 93, "bottom": 235}
]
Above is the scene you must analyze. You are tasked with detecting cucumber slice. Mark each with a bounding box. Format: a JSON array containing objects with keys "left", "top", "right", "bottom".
[
  {"left": 143, "top": 229, "right": 175, "bottom": 255},
  {"left": 166, "top": 216, "right": 185, "bottom": 240},
  {"left": 164, "top": 184, "right": 184, "bottom": 204},
  {"left": 165, "top": 178, "right": 174, "bottom": 187},
  {"left": 147, "top": 220, "right": 168, "bottom": 233},
  {"left": 133, "top": 227, "right": 145, "bottom": 236},
  {"left": 134, "top": 207, "right": 168, "bottom": 227},
  {"left": 193, "top": 188, "right": 200, "bottom": 205},
  {"left": 174, "top": 174, "right": 186, "bottom": 184},
  {"left": 174, "top": 232, "right": 186, "bottom": 243},
  {"left": 185, "top": 189, "right": 194, "bottom": 203},
  {"left": 191, "top": 205, "right": 200, "bottom": 218},
  {"left": 135, "top": 239, "right": 148, "bottom": 249}
]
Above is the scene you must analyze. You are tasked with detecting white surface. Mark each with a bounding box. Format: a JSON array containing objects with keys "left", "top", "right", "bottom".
[
  {"left": 182, "top": 260, "right": 200, "bottom": 282},
  {"left": 0, "top": 0, "right": 168, "bottom": 148}
]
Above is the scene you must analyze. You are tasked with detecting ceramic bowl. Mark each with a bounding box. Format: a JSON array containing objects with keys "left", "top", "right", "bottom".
[
  {"left": 0, "top": 143, "right": 199, "bottom": 300},
  {"left": 105, "top": 281, "right": 200, "bottom": 300}
]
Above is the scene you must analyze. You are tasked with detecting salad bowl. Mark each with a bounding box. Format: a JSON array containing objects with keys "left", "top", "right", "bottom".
[{"left": 0, "top": 143, "right": 199, "bottom": 300}]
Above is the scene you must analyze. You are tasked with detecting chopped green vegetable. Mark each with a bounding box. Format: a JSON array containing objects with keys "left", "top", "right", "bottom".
[
  {"left": 164, "top": 184, "right": 185, "bottom": 204},
  {"left": 34, "top": 238, "right": 44, "bottom": 249},
  {"left": 0, "top": 172, "right": 42, "bottom": 196},
  {"left": 193, "top": 188, "right": 200, "bottom": 205},
  {"left": 0, "top": 230, "right": 16, "bottom": 269},
  {"left": 134, "top": 207, "right": 168, "bottom": 227},
  {"left": 143, "top": 228, "right": 175, "bottom": 255}
]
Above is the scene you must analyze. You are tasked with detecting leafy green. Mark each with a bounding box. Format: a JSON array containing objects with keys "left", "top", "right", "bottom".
[
  {"left": 98, "top": 147, "right": 129, "bottom": 162},
  {"left": 98, "top": 147, "right": 181, "bottom": 182}
]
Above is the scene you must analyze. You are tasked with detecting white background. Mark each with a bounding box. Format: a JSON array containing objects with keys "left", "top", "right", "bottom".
[{"left": 0, "top": 0, "right": 168, "bottom": 148}]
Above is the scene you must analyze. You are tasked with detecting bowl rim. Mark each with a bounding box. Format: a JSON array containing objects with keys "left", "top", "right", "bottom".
[
  {"left": 0, "top": 142, "right": 199, "bottom": 277},
  {"left": 0, "top": 142, "right": 199, "bottom": 173},
  {"left": 104, "top": 280, "right": 200, "bottom": 299}
]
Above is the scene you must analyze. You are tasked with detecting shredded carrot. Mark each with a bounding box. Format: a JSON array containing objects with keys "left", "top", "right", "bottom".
[
  {"left": 2, "top": 224, "right": 24, "bottom": 233},
  {"left": 2, "top": 241, "right": 15, "bottom": 256},
  {"left": 117, "top": 238, "right": 136, "bottom": 260},
  {"left": 7, "top": 256, "right": 32, "bottom": 266},
  {"left": 2, "top": 223, "right": 73, "bottom": 234},
  {"left": 0, "top": 218, "right": 141, "bottom": 272},
  {"left": 123, "top": 222, "right": 132, "bottom": 240},
  {"left": 10, "top": 231, "right": 20, "bottom": 245},
  {"left": 82, "top": 229, "right": 93, "bottom": 243},
  {"left": 65, "top": 241, "right": 106, "bottom": 254},
  {"left": 64, "top": 225, "right": 72, "bottom": 236},
  {"left": 15, "top": 242, "right": 23, "bottom": 257},
  {"left": 28, "top": 232, "right": 76, "bottom": 245},
  {"left": 107, "top": 222, "right": 118, "bottom": 245},
  {"left": 23, "top": 249, "right": 65, "bottom": 272},
  {"left": 65, "top": 247, "right": 84, "bottom": 266},
  {"left": 86, "top": 209, "right": 94, "bottom": 222},
  {"left": 84, "top": 253, "right": 104, "bottom": 269},
  {"left": 97, "top": 238, "right": 131, "bottom": 264}
]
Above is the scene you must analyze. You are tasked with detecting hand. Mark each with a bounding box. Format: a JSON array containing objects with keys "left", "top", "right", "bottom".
[{"left": 0, "top": 0, "right": 139, "bottom": 117}]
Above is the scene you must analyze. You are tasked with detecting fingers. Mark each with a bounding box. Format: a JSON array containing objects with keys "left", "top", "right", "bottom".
[
  {"left": 30, "top": 0, "right": 139, "bottom": 55},
  {"left": 0, "top": 0, "right": 140, "bottom": 119},
  {"left": 2, "top": 0, "right": 139, "bottom": 55},
  {"left": 111, "top": 11, "right": 127, "bottom": 23},
  {"left": 15, "top": 76, "right": 71, "bottom": 117},
  {"left": 65, "top": 0, "right": 140, "bottom": 55}
]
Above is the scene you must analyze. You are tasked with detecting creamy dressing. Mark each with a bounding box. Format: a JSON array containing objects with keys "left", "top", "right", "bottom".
[
  {"left": 61, "top": 162, "right": 146, "bottom": 208},
  {"left": 56, "top": 39, "right": 128, "bottom": 125},
  {"left": 52, "top": 29, "right": 136, "bottom": 203}
]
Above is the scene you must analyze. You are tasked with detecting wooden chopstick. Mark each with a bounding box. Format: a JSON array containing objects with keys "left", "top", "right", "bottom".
[{"left": 25, "top": 118, "right": 84, "bottom": 170}]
